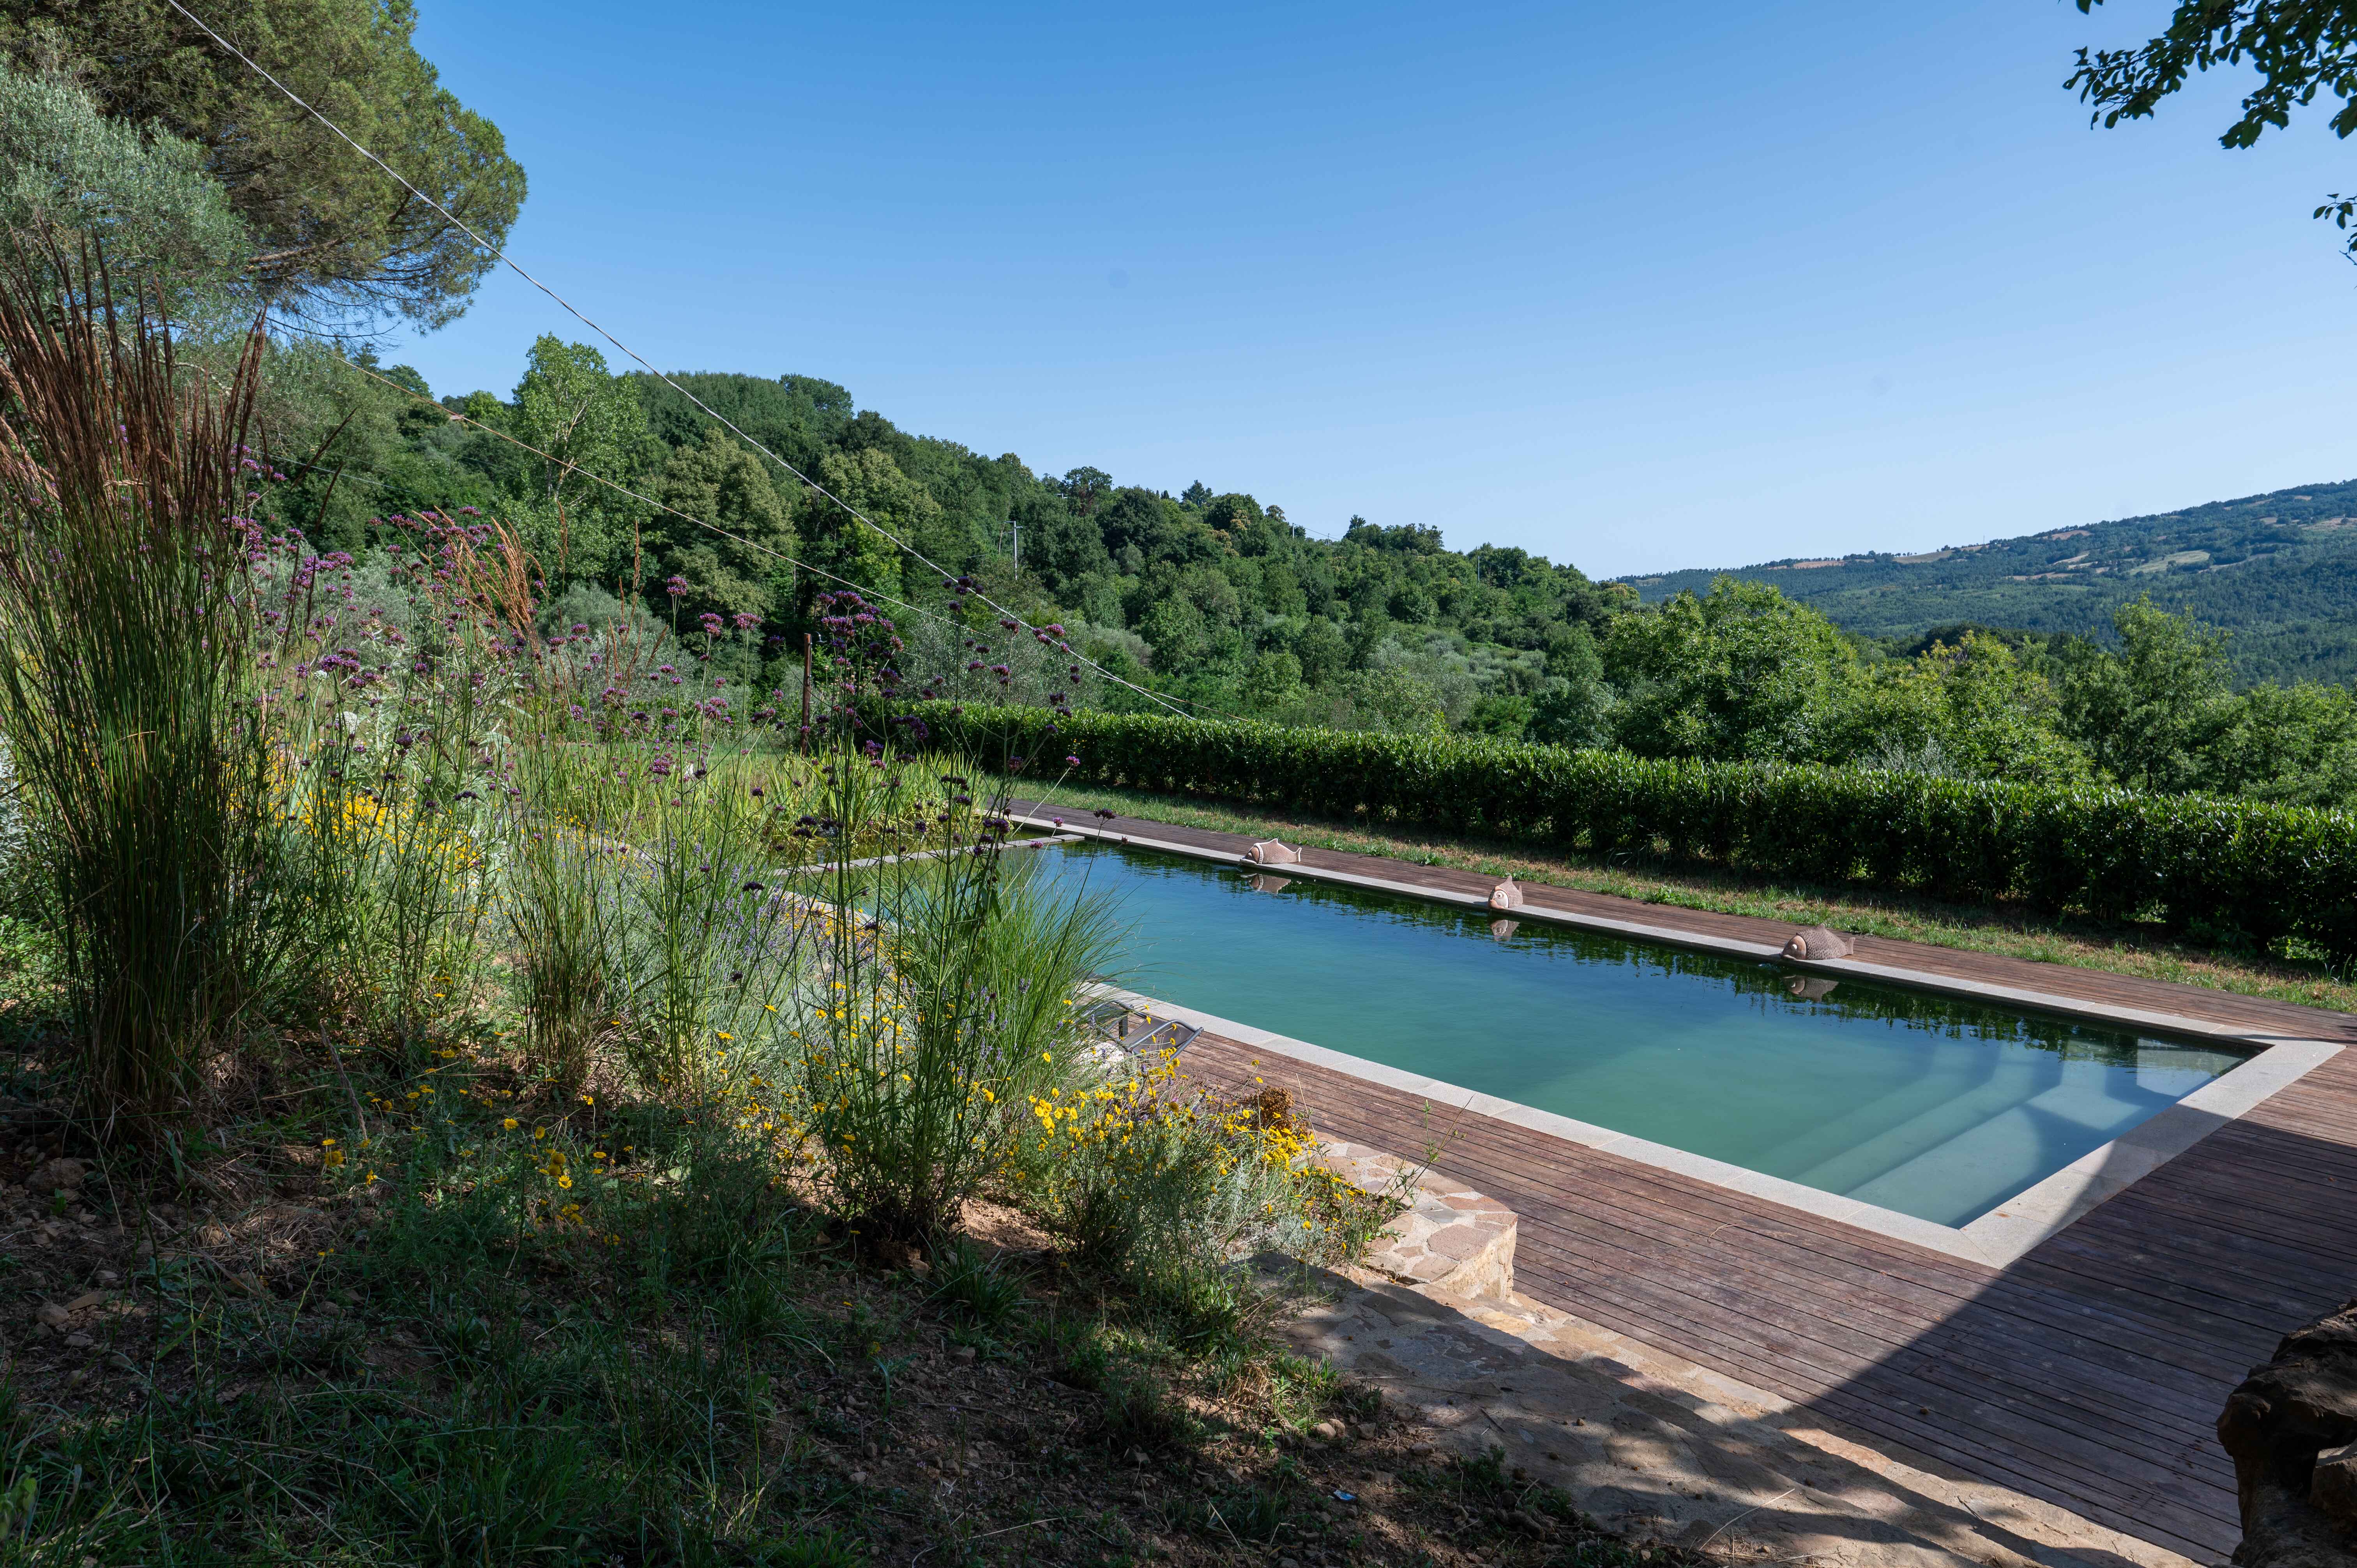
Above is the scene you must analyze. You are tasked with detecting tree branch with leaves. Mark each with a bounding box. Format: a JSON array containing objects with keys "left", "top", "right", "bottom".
[{"left": 2067, "top": 1, "right": 2357, "bottom": 254}]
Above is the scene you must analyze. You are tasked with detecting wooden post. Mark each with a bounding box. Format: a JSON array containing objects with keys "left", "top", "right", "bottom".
[{"left": 799, "top": 632, "right": 813, "bottom": 750}]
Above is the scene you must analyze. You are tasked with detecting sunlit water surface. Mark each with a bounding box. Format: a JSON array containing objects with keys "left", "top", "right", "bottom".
[{"left": 1028, "top": 840, "right": 2244, "bottom": 1227}]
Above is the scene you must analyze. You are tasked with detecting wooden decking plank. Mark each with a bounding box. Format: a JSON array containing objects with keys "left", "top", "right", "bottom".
[
  {"left": 2005, "top": 1248, "right": 2317, "bottom": 1356},
  {"left": 1849, "top": 1351, "right": 2235, "bottom": 1497},
  {"left": 1808, "top": 1384, "right": 2234, "bottom": 1549},
  {"left": 1966, "top": 1261, "right": 2285, "bottom": 1375},
  {"left": 1875, "top": 1306, "right": 2246, "bottom": 1423},
  {"left": 1807, "top": 1388, "right": 2235, "bottom": 1557},
  {"left": 2231, "top": 1097, "right": 2357, "bottom": 1139},
  {"left": 1874, "top": 1338, "right": 2233, "bottom": 1463},
  {"left": 2083, "top": 1181, "right": 2357, "bottom": 1279},
  {"left": 1205, "top": 1036, "right": 2269, "bottom": 1548},
  {"left": 1198, "top": 1038, "right": 2283, "bottom": 1387},
  {"left": 1520, "top": 1214, "right": 2235, "bottom": 1455}
]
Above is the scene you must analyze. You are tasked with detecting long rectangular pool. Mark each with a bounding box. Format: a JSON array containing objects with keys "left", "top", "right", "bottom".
[{"left": 1030, "top": 839, "right": 2247, "bottom": 1228}]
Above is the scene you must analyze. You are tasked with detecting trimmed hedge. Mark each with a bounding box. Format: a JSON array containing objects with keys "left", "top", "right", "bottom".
[{"left": 915, "top": 704, "right": 2357, "bottom": 961}]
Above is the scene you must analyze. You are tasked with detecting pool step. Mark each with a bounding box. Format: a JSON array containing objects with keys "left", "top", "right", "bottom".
[{"left": 1321, "top": 1141, "right": 1518, "bottom": 1302}]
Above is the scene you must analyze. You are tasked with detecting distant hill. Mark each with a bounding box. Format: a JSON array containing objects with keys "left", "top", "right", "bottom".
[{"left": 1616, "top": 477, "right": 2357, "bottom": 685}]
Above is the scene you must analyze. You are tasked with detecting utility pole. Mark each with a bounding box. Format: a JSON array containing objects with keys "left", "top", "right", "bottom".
[{"left": 1007, "top": 518, "right": 1020, "bottom": 576}]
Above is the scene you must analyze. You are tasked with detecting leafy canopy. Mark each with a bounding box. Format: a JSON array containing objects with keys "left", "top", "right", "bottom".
[
  {"left": 0, "top": 0, "right": 525, "bottom": 327},
  {"left": 2067, "top": 2, "right": 2357, "bottom": 251},
  {"left": 503, "top": 335, "right": 660, "bottom": 586},
  {"left": 0, "top": 64, "right": 249, "bottom": 310}
]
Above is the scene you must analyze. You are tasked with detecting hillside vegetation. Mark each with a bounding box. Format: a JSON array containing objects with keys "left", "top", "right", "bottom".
[
  {"left": 241, "top": 342, "right": 2357, "bottom": 812},
  {"left": 1624, "top": 477, "right": 2357, "bottom": 685}
]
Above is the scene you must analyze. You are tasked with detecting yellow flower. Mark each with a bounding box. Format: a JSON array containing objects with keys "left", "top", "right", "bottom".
[{"left": 503, "top": 1117, "right": 518, "bottom": 1129}]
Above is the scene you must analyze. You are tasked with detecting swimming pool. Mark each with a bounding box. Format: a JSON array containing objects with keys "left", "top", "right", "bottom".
[{"left": 1028, "top": 839, "right": 2248, "bottom": 1228}]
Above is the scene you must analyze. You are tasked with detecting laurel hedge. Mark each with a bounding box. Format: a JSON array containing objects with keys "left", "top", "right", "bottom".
[{"left": 915, "top": 704, "right": 2357, "bottom": 959}]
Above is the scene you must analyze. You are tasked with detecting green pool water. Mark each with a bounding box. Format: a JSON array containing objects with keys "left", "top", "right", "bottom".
[{"left": 1030, "top": 840, "right": 2246, "bottom": 1228}]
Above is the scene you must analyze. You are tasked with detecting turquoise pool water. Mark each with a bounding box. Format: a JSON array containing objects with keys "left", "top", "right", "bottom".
[{"left": 1030, "top": 840, "right": 2246, "bottom": 1227}]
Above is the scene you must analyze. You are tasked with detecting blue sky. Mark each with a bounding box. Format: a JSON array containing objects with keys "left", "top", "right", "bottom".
[{"left": 392, "top": 1, "right": 2357, "bottom": 579}]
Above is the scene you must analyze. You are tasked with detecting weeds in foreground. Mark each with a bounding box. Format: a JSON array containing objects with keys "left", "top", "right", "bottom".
[{"left": 0, "top": 259, "right": 1458, "bottom": 1568}]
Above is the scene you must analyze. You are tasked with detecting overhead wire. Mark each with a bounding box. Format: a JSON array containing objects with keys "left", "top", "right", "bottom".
[
  {"left": 161, "top": 0, "right": 1228, "bottom": 724},
  {"left": 275, "top": 344, "right": 1069, "bottom": 681}
]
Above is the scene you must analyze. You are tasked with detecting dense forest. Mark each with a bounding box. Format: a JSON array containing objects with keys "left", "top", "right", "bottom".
[
  {"left": 1628, "top": 476, "right": 2357, "bottom": 686},
  {"left": 239, "top": 335, "right": 2357, "bottom": 811},
  {"left": 260, "top": 339, "right": 1625, "bottom": 740}
]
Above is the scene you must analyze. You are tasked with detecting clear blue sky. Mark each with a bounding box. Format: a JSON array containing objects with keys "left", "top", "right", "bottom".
[{"left": 391, "top": 0, "right": 2357, "bottom": 579}]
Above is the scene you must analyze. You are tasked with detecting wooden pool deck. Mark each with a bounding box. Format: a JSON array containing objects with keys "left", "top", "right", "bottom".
[{"left": 1025, "top": 803, "right": 2357, "bottom": 1561}]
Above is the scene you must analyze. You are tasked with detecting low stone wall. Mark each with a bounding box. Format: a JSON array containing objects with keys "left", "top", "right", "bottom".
[{"left": 1321, "top": 1141, "right": 1516, "bottom": 1302}]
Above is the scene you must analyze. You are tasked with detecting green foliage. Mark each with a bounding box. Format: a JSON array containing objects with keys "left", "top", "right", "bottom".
[
  {"left": 1605, "top": 578, "right": 1857, "bottom": 761},
  {"left": 228, "top": 320, "right": 2357, "bottom": 818},
  {"left": 0, "top": 64, "right": 249, "bottom": 311},
  {"left": 790, "top": 823, "right": 1119, "bottom": 1240},
  {"left": 1530, "top": 623, "right": 1611, "bottom": 747},
  {"left": 1843, "top": 630, "right": 2088, "bottom": 784},
  {"left": 2066, "top": 1, "right": 2357, "bottom": 255},
  {"left": 650, "top": 426, "right": 796, "bottom": 632},
  {"left": 927, "top": 703, "right": 2357, "bottom": 960},
  {"left": 2056, "top": 597, "right": 2234, "bottom": 791},
  {"left": 927, "top": 1235, "right": 1026, "bottom": 1328},
  {"left": 502, "top": 334, "right": 661, "bottom": 587},
  {"left": 633, "top": 369, "right": 853, "bottom": 478},
  {"left": 1240, "top": 647, "right": 1304, "bottom": 712},
  {"left": 1014, "top": 1051, "right": 1331, "bottom": 1320},
  {"left": 1, "top": 0, "right": 527, "bottom": 327},
  {"left": 799, "top": 445, "right": 929, "bottom": 607},
  {"left": 1626, "top": 475, "right": 2357, "bottom": 686}
]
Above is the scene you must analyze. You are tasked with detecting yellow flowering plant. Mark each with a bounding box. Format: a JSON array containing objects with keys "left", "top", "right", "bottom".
[{"left": 1012, "top": 1054, "right": 1357, "bottom": 1305}]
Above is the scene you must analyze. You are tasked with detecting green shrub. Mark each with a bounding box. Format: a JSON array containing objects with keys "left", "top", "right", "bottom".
[{"left": 921, "top": 705, "right": 2357, "bottom": 959}]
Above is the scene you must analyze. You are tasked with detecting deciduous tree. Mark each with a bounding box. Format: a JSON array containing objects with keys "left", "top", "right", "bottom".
[{"left": 2068, "top": 2, "right": 2357, "bottom": 253}]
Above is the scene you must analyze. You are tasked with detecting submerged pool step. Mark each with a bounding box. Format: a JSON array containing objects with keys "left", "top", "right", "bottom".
[
  {"left": 1791, "top": 1059, "right": 2161, "bottom": 1224},
  {"left": 1740, "top": 1052, "right": 2008, "bottom": 1191}
]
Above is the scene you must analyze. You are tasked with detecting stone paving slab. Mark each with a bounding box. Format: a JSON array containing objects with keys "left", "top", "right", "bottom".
[{"left": 1323, "top": 1141, "right": 1518, "bottom": 1301}]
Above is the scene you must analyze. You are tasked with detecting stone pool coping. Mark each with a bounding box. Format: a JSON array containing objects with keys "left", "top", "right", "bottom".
[{"left": 1032, "top": 814, "right": 2346, "bottom": 1268}]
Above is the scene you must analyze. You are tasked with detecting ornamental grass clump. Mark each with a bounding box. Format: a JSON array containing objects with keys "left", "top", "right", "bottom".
[
  {"left": 0, "top": 251, "right": 310, "bottom": 1134},
  {"left": 780, "top": 588, "right": 1121, "bottom": 1243},
  {"left": 595, "top": 753, "right": 814, "bottom": 1100}
]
